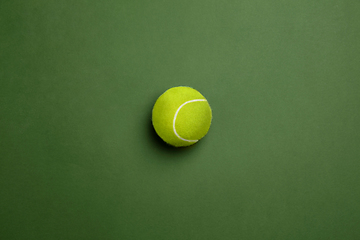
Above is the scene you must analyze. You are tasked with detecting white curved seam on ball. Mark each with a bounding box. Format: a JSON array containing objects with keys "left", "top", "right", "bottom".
[{"left": 173, "top": 99, "right": 207, "bottom": 142}]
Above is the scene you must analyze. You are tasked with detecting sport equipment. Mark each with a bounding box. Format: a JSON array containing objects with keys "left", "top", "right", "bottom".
[{"left": 152, "top": 86, "right": 212, "bottom": 147}]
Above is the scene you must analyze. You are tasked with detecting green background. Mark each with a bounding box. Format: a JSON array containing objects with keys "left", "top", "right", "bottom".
[{"left": 1, "top": 1, "right": 360, "bottom": 239}]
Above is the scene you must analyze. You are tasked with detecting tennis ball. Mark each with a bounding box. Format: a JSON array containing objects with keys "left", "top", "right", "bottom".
[{"left": 152, "top": 86, "right": 212, "bottom": 147}]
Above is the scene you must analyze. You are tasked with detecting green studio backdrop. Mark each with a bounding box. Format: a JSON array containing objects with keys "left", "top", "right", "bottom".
[{"left": 1, "top": 1, "right": 360, "bottom": 240}]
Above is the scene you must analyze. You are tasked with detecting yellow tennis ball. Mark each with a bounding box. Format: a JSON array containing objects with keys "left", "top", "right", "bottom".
[{"left": 152, "top": 86, "right": 212, "bottom": 147}]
